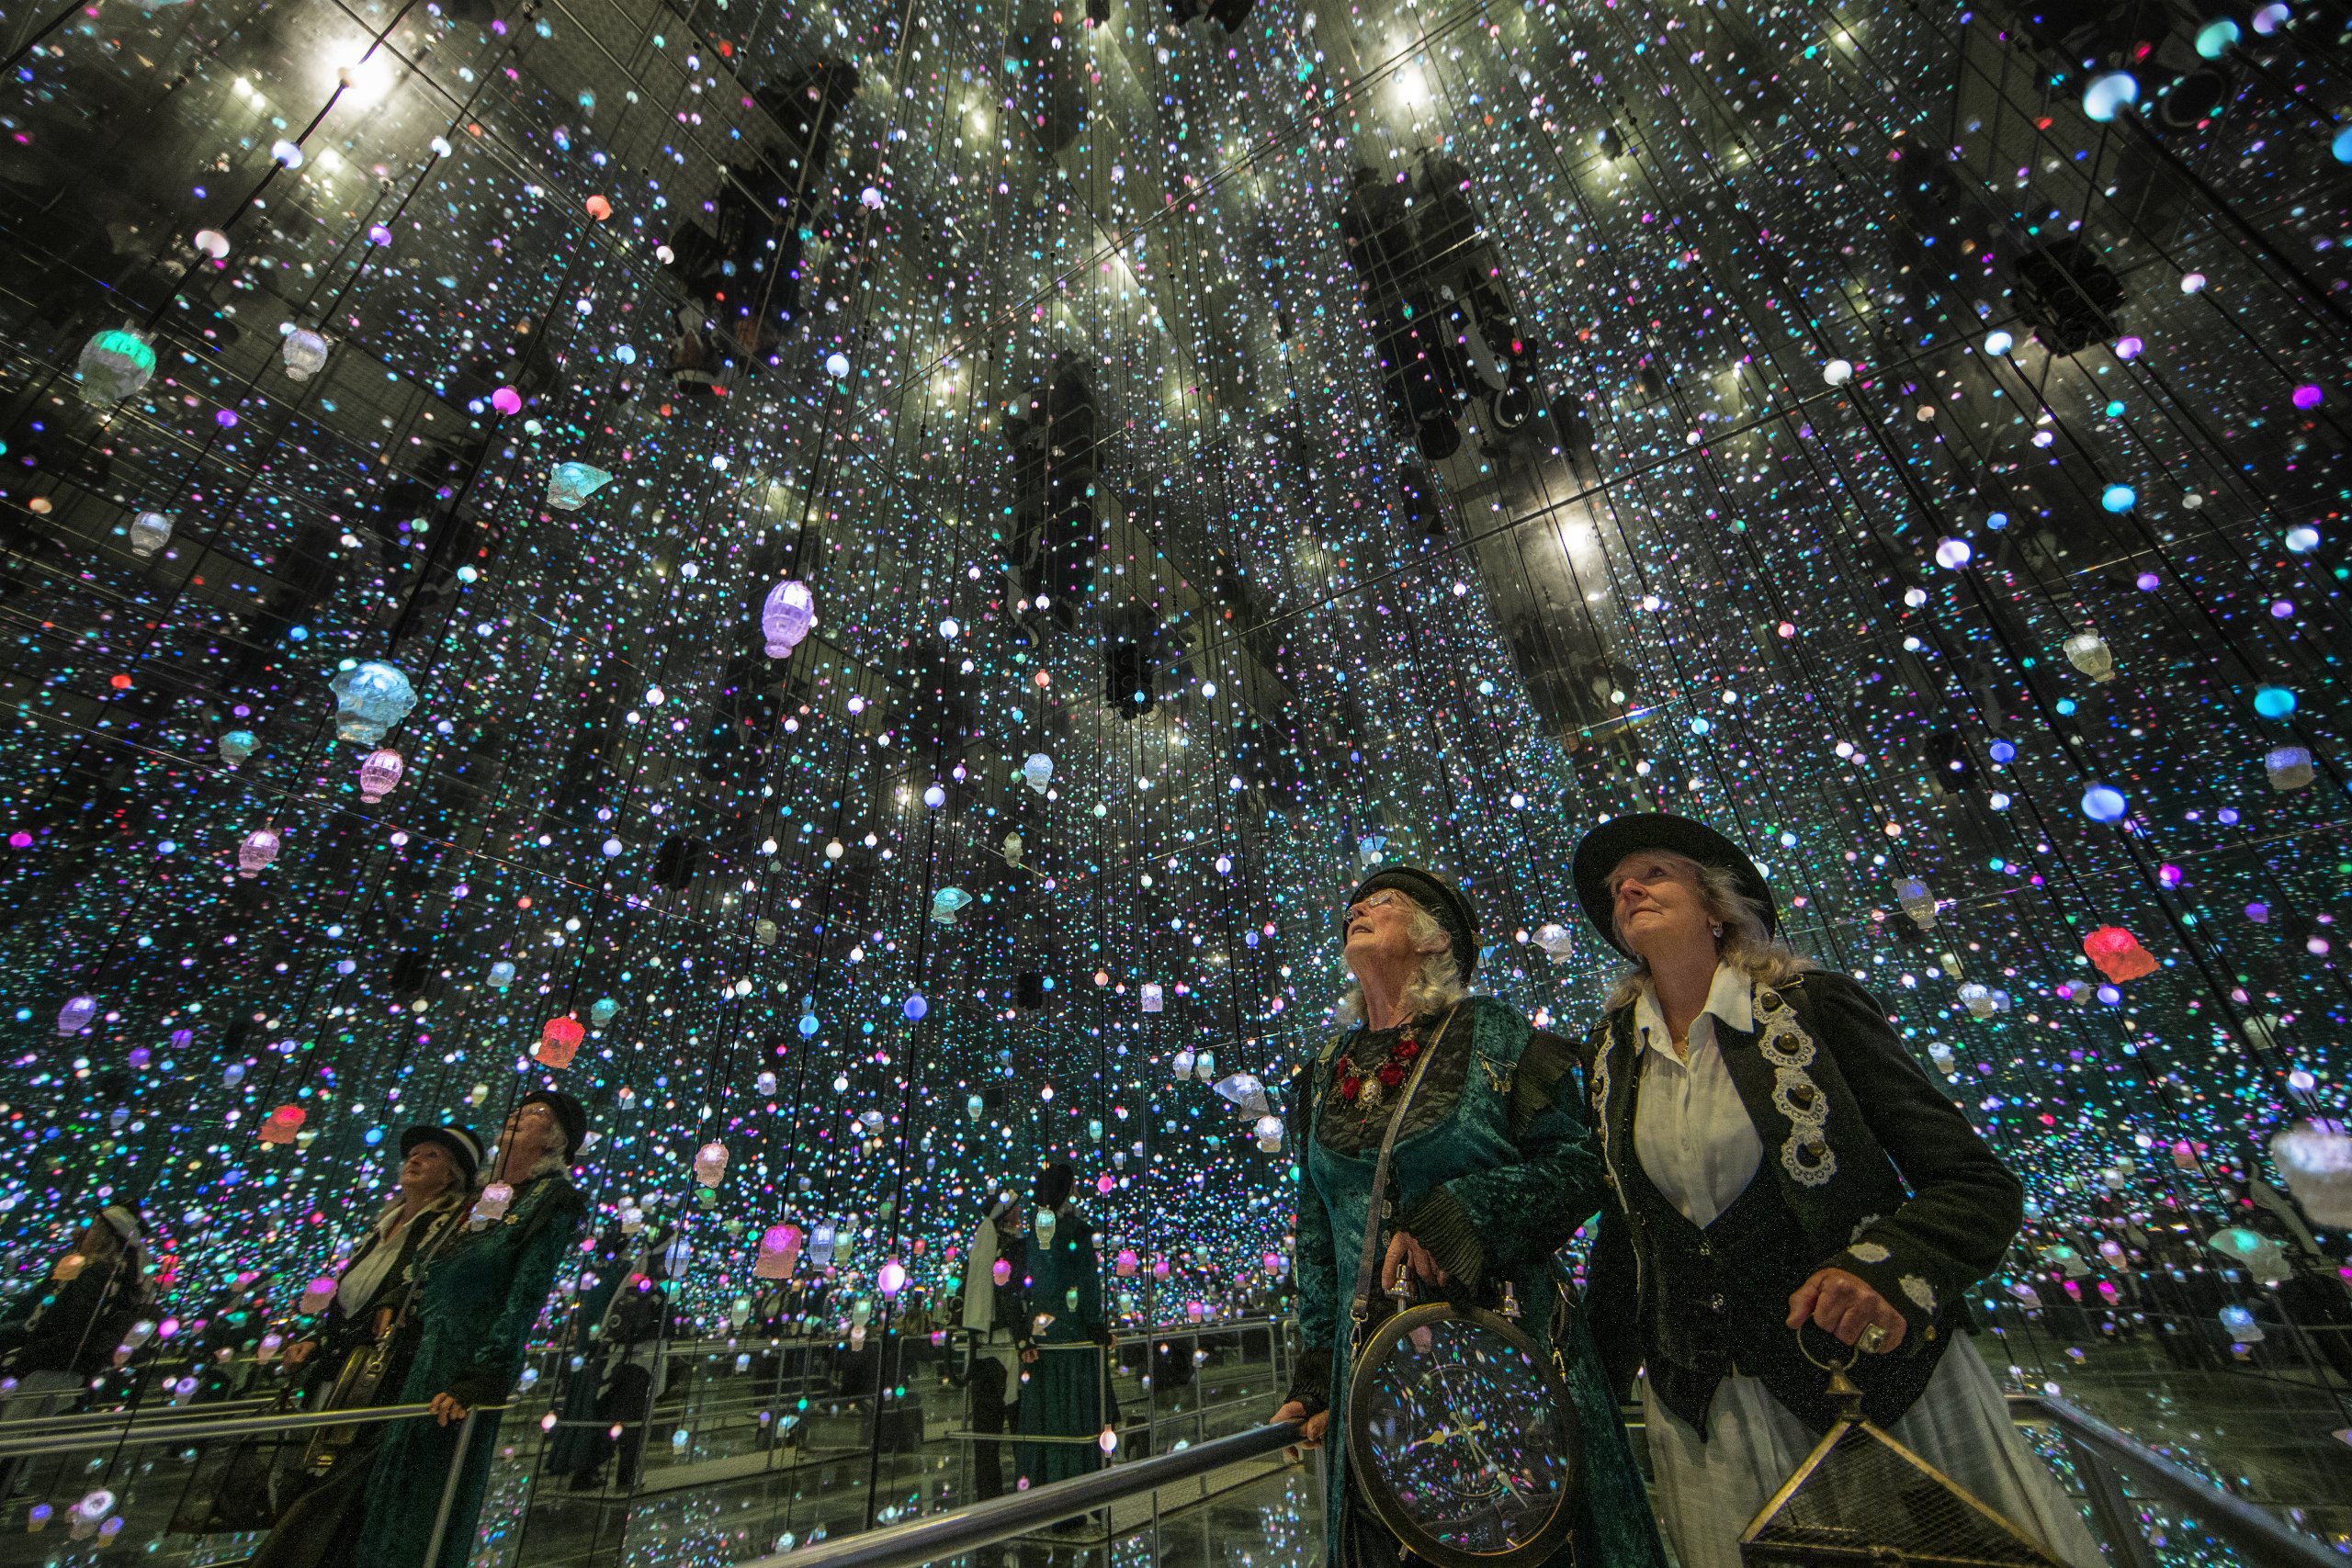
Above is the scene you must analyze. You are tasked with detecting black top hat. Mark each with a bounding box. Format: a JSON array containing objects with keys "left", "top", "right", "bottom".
[
  {"left": 516, "top": 1089, "right": 587, "bottom": 1163},
  {"left": 401, "top": 1123, "right": 484, "bottom": 1189},
  {"left": 1345, "top": 864, "right": 1481, "bottom": 979},
  {"left": 1572, "top": 813, "right": 1778, "bottom": 958}
]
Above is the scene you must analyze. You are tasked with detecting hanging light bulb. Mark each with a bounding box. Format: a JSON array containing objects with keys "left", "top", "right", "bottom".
[
  {"left": 128, "top": 511, "right": 175, "bottom": 558},
  {"left": 1023, "top": 752, "right": 1055, "bottom": 794},
  {"left": 2265, "top": 745, "right": 2314, "bottom": 790},
  {"left": 2083, "top": 926, "right": 2159, "bottom": 983},
  {"left": 76, "top": 326, "right": 157, "bottom": 405},
  {"left": 328, "top": 661, "right": 418, "bottom": 746},
  {"left": 1894, "top": 877, "right": 1938, "bottom": 931},
  {"left": 279, "top": 327, "right": 331, "bottom": 381},
  {"left": 2270, "top": 1122, "right": 2352, "bottom": 1225},
  {"left": 755, "top": 1224, "right": 803, "bottom": 1279},
  {"left": 2062, "top": 631, "right": 2115, "bottom": 682},
  {"left": 761, "top": 579, "right": 817, "bottom": 656},
  {"left": 236, "top": 827, "right": 282, "bottom": 877},
  {"left": 2081, "top": 71, "right": 2139, "bottom": 122},
  {"left": 536, "top": 1016, "right": 584, "bottom": 1067},
  {"left": 356, "top": 748, "right": 405, "bottom": 803}
]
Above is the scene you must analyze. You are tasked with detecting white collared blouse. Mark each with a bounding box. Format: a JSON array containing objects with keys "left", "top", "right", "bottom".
[{"left": 1630, "top": 962, "right": 1765, "bottom": 1228}]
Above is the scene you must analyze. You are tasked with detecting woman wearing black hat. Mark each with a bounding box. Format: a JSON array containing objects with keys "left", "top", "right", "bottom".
[
  {"left": 282, "top": 1125, "right": 481, "bottom": 1390},
  {"left": 0, "top": 1203, "right": 152, "bottom": 1390},
  {"left": 352, "top": 1090, "right": 587, "bottom": 1568},
  {"left": 1567, "top": 815, "right": 2098, "bottom": 1568},
  {"left": 1271, "top": 865, "right": 1667, "bottom": 1568},
  {"left": 248, "top": 1127, "right": 481, "bottom": 1567},
  {"left": 0, "top": 1204, "right": 153, "bottom": 1502}
]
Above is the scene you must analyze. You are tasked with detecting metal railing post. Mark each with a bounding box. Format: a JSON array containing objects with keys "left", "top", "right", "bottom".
[
  {"left": 421, "top": 1407, "right": 481, "bottom": 1568},
  {"left": 2064, "top": 1436, "right": 2160, "bottom": 1568}
]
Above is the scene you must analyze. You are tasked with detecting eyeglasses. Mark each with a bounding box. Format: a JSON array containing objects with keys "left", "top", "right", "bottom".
[{"left": 1341, "top": 890, "right": 1399, "bottom": 927}]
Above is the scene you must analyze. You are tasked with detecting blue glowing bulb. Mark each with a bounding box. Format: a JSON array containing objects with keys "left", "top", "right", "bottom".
[
  {"left": 903, "top": 993, "right": 929, "bottom": 1021},
  {"left": 2081, "top": 784, "right": 2129, "bottom": 823},
  {"left": 2254, "top": 685, "right": 2297, "bottom": 718},
  {"left": 2100, "top": 483, "right": 2136, "bottom": 513},
  {"left": 2082, "top": 72, "right": 2139, "bottom": 123}
]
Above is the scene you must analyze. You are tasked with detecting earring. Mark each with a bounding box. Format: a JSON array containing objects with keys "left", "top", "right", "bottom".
[{"left": 1711, "top": 925, "right": 1724, "bottom": 941}]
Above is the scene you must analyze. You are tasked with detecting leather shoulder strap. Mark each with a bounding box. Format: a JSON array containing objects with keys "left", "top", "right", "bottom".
[{"left": 1346, "top": 1005, "right": 1461, "bottom": 1335}]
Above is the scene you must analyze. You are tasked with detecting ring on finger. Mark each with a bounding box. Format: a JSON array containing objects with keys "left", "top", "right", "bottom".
[{"left": 1859, "top": 1323, "right": 1890, "bottom": 1354}]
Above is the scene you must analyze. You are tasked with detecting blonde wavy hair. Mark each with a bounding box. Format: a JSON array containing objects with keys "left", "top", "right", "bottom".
[
  {"left": 1337, "top": 893, "right": 1472, "bottom": 1027},
  {"left": 1603, "top": 850, "right": 1812, "bottom": 1011}
]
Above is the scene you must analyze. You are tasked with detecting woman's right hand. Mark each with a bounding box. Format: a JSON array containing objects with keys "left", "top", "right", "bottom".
[{"left": 1272, "top": 1400, "right": 1330, "bottom": 1449}]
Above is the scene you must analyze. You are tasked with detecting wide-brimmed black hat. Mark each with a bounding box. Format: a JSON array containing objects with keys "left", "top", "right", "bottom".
[
  {"left": 1345, "top": 864, "right": 1480, "bottom": 978},
  {"left": 401, "top": 1123, "right": 484, "bottom": 1188},
  {"left": 516, "top": 1089, "right": 587, "bottom": 1162},
  {"left": 1572, "top": 813, "right": 1777, "bottom": 957}
]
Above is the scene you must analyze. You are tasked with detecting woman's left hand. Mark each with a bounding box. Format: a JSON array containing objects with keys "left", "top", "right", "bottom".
[
  {"left": 428, "top": 1392, "right": 470, "bottom": 1426},
  {"left": 1381, "top": 1231, "right": 1448, "bottom": 1292},
  {"left": 1787, "top": 1267, "right": 1906, "bottom": 1352}
]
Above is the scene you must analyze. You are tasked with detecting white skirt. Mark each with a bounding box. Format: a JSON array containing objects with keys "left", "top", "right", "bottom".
[{"left": 1640, "top": 1336, "right": 2104, "bottom": 1568}]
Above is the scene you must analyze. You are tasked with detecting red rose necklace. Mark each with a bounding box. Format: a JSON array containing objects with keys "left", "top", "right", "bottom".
[{"left": 1337, "top": 1028, "right": 1424, "bottom": 1109}]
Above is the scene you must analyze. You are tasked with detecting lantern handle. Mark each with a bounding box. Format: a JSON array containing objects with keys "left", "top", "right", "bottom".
[{"left": 1793, "top": 1324, "right": 1866, "bottom": 1420}]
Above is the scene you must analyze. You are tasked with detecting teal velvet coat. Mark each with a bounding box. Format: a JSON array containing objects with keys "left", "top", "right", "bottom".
[
  {"left": 1290, "top": 996, "right": 1668, "bottom": 1568},
  {"left": 355, "top": 1172, "right": 583, "bottom": 1568},
  {"left": 1016, "top": 1201, "right": 1108, "bottom": 1487}
]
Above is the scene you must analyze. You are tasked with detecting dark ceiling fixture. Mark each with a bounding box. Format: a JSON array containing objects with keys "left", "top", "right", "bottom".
[{"left": 2013, "top": 237, "right": 2126, "bottom": 355}]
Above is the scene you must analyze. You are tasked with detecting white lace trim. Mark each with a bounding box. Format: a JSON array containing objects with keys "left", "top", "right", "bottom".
[{"left": 1756, "top": 986, "right": 1836, "bottom": 1188}]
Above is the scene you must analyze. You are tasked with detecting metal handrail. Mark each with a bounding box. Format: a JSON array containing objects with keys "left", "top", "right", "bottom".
[
  {"left": 712, "top": 1388, "right": 2344, "bottom": 1568},
  {"left": 0, "top": 1398, "right": 508, "bottom": 1460},
  {"left": 2007, "top": 1392, "right": 2345, "bottom": 1568},
  {"left": 732, "top": 1421, "right": 1303, "bottom": 1568},
  {"left": 0, "top": 1395, "right": 277, "bottom": 1435}
]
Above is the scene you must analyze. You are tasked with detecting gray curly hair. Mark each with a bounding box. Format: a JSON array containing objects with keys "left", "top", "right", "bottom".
[
  {"left": 1337, "top": 894, "right": 1471, "bottom": 1027},
  {"left": 1603, "top": 850, "right": 1812, "bottom": 1011}
]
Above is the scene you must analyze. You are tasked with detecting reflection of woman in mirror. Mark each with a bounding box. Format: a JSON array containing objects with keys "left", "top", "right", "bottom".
[
  {"left": 352, "top": 1090, "right": 587, "bottom": 1568},
  {"left": 251, "top": 1126, "right": 481, "bottom": 1567},
  {"left": 1014, "top": 1163, "right": 1109, "bottom": 1489},
  {"left": 0, "top": 1203, "right": 151, "bottom": 1403},
  {"left": 959, "top": 1196, "right": 1026, "bottom": 1499},
  {"left": 282, "top": 1124, "right": 481, "bottom": 1391}
]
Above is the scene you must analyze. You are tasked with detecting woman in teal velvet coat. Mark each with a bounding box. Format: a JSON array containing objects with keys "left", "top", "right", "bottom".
[
  {"left": 354, "top": 1090, "right": 587, "bottom": 1568},
  {"left": 1014, "top": 1161, "right": 1112, "bottom": 1487},
  {"left": 1272, "top": 865, "right": 1667, "bottom": 1568}
]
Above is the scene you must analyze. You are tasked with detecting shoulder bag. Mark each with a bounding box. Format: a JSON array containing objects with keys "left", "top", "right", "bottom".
[{"left": 1342, "top": 1007, "right": 1585, "bottom": 1568}]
